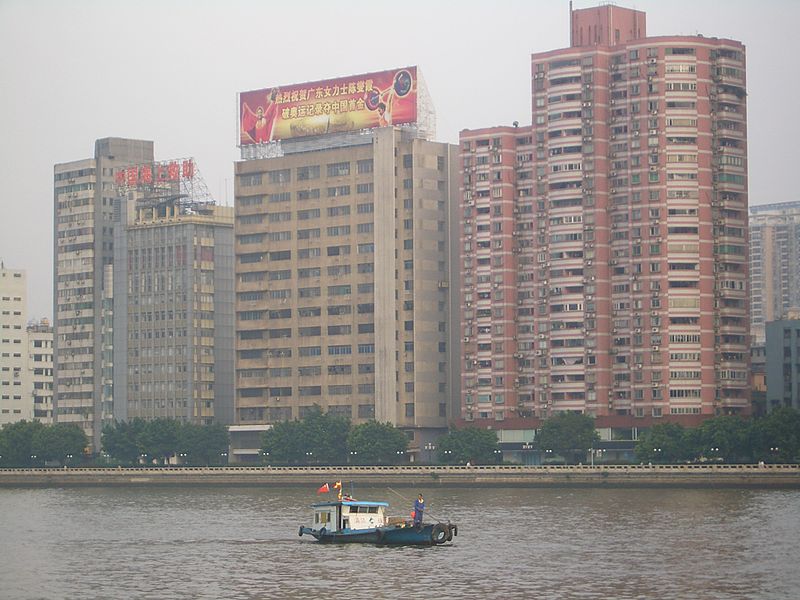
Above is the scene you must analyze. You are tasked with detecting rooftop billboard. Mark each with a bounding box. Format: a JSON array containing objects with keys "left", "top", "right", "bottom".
[{"left": 239, "top": 66, "right": 418, "bottom": 145}]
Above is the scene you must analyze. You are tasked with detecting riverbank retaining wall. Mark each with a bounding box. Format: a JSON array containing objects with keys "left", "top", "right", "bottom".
[{"left": 1, "top": 464, "right": 799, "bottom": 488}]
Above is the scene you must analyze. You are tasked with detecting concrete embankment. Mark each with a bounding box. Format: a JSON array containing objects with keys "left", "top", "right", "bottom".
[{"left": 1, "top": 464, "right": 799, "bottom": 488}]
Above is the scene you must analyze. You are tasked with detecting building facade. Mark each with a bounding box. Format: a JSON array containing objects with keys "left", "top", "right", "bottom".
[
  {"left": 234, "top": 125, "right": 459, "bottom": 451},
  {"left": 53, "top": 138, "right": 154, "bottom": 449},
  {"left": 28, "top": 319, "right": 54, "bottom": 424},
  {"left": 749, "top": 201, "right": 800, "bottom": 344},
  {"left": 0, "top": 266, "right": 31, "bottom": 425},
  {"left": 765, "top": 314, "right": 800, "bottom": 412},
  {"left": 112, "top": 164, "right": 235, "bottom": 425},
  {"left": 459, "top": 4, "right": 749, "bottom": 425}
]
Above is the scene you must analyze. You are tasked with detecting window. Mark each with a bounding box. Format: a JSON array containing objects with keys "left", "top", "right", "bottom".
[
  {"left": 328, "top": 285, "right": 352, "bottom": 296},
  {"left": 297, "top": 165, "right": 320, "bottom": 180},
  {"left": 268, "top": 169, "right": 291, "bottom": 184},
  {"left": 357, "top": 159, "right": 373, "bottom": 174},
  {"left": 327, "top": 205, "right": 350, "bottom": 217},
  {"left": 327, "top": 162, "right": 350, "bottom": 177}
]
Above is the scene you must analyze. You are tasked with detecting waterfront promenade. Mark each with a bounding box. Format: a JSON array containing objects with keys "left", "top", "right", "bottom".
[{"left": 1, "top": 463, "right": 799, "bottom": 488}]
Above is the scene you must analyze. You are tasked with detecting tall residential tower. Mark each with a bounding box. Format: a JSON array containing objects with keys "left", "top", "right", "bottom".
[
  {"left": 53, "top": 138, "right": 153, "bottom": 449},
  {"left": 749, "top": 201, "right": 800, "bottom": 345},
  {"left": 460, "top": 4, "right": 749, "bottom": 424}
]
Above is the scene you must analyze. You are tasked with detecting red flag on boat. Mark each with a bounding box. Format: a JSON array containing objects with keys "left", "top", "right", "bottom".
[{"left": 317, "top": 483, "right": 330, "bottom": 494}]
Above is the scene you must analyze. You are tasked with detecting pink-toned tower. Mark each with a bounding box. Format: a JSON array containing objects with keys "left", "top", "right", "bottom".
[{"left": 459, "top": 4, "right": 749, "bottom": 426}]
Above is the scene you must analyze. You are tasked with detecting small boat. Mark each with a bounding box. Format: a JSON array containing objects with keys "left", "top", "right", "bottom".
[{"left": 298, "top": 498, "right": 458, "bottom": 546}]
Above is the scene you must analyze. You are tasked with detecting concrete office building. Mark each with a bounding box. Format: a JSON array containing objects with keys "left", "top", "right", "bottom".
[
  {"left": 112, "top": 160, "right": 235, "bottom": 425},
  {"left": 749, "top": 201, "right": 800, "bottom": 344},
  {"left": 28, "top": 319, "right": 54, "bottom": 424},
  {"left": 234, "top": 68, "right": 460, "bottom": 452},
  {"left": 0, "top": 266, "right": 31, "bottom": 424},
  {"left": 765, "top": 313, "right": 800, "bottom": 412},
  {"left": 54, "top": 138, "right": 154, "bottom": 450},
  {"left": 459, "top": 4, "right": 749, "bottom": 424}
]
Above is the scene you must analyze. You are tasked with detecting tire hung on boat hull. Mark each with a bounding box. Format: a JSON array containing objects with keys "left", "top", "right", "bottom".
[{"left": 431, "top": 524, "right": 447, "bottom": 544}]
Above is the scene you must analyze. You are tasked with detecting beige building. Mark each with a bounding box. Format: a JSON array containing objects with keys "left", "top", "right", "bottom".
[
  {"left": 28, "top": 319, "right": 54, "bottom": 423},
  {"left": 54, "top": 138, "right": 154, "bottom": 450},
  {"left": 0, "top": 266, "right": 31, "bottom": 425},
  {"left": 234, "top": 126, "right": 460, "bottom": 452}
]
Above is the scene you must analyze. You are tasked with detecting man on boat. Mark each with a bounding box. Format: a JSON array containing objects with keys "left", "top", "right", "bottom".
[{"left": 413, "top": 493, "right": 425, "bottom": 528}]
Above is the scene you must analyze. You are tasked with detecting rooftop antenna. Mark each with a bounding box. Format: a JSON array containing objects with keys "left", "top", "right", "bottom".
[{"left": 569, "top": 1, "right": 573, "bottom": 47}]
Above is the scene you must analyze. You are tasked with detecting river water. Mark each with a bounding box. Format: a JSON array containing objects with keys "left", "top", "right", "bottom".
[{"left": 1, "top": 485, "right": 798, "bottom": 599}]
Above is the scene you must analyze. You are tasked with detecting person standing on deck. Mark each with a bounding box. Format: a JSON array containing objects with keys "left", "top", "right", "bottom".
[{"left": 413, "top": 493, "right": 425, "bottom": 528}]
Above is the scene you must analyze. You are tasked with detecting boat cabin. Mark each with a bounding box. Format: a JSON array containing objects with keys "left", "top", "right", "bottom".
[{"left": 311, "top": 500, "right": 388, "bottom": 533}]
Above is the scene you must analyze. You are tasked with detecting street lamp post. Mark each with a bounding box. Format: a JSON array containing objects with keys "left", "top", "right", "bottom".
[
  {"left": 424, "top": 443, "right": 436, "bottom": 464},
  {"left": 349, "top": 450, "right": 358, "bottom": 464},
  {"left": 220, "top": 452, "right": 228, "bottom": 466},
  {"left": 652, "top": 448, "right": 662, "bottom": 465},
  {"left": 493, "top": 449, "right": 502, "bottom": 464},
  {"left": 770, "top": 446, "right": 779, "bottom": 463},
  {"left": 396, "top": 450, "right": 405, "bottom": 464},
  {"left": 443, "top": 449, "right": 452, "bottom": 464},
  {"left": 305, "top": 451, "right": 313, "bottom": 465},
  {"left": 261, "top": 451, "right": 270, "bottom": 466}
]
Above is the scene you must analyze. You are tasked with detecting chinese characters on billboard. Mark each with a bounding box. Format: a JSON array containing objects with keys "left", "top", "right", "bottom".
[
  {"left": 115, "top": 159, "right": 195, "bottom": 189},
  {"left": 239, "top": 67, "right": 418, "bottom": 145}
]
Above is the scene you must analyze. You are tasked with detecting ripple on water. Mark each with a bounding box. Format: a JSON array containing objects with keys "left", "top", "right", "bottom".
[{"left": 0, "top": 486, "right": 798, "bottom": 599}]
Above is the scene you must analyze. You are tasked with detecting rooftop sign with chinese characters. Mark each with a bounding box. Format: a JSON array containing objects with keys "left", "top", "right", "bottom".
[
  {"left": 239, "top": 67, "right": 418, "bottom": 145},
  {"left": 114, "top": 159, "right": 195, "bottom": 189}
]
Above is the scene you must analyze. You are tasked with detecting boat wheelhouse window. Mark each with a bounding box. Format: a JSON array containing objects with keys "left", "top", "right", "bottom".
[
  {"left": 368, "top": 507, "right": 379, "bottom": 513},
  {"left": 315, "top": 512, "right": 330, "bottom": 524}
]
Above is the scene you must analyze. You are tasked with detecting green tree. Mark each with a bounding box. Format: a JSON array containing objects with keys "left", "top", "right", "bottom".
[
  {"left": 261, "top": 405, "right": 351, "bottom": 465},
  {"left": 536, "top": 412, "right": 600, "bottom": 464},
  {"left": 347, "top": 421, "right": 408, "bottom": 464},
  {"left": 696, "top": 415, "right": 751, "bottom": 463},
  {"left": 177, "top": 423, "right": 230, "bottom": 465},
  {"left": 635, "top": 422, "right": 696, "bottom": 463},
  {"left": 139, "top": 419, "right": 180, "bottom": 464},
  {"left": 102, "top": 419, "right": 146, "bottom": 465},
  {"left": 262, "top": 419, "right": 305, "bottom": 465},
  {"left": 31, "top": 423, "right": 88, "bottom": 465},
  {"left": 0, "top": 420, "right": 46, "bottom": 467},
  {"left": 436, "top": 427, "right": 499, "bottom": 465},
  {"left": 299, "top": 405, "right": 350, "bottom": 465},
  {"left": 751, "top": 407, "right": 800, "bottom": 463}
]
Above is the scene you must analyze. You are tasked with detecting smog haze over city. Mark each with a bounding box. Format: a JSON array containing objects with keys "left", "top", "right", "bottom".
[{"left": 0, "top": 0, "right": 798, "bottom": 319}]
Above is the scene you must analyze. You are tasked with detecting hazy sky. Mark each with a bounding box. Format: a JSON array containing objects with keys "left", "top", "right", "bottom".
[{"left": 0, "top": 0, "right": 796, "bottom": 319}]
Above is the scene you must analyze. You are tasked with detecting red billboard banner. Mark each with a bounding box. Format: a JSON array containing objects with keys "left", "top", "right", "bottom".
[{"left": 239, "top": 67, "right": 418, "bottom": 145}]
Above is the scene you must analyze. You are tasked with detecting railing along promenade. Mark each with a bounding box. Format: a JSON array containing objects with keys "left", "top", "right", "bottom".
[{"left": 1, "top": 464, "right": 799, "bottom": 488}]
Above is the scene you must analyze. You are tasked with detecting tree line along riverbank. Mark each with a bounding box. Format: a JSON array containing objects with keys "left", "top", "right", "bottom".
[{"left": 1, "top": 464, "right": 799, "bottom": 488}]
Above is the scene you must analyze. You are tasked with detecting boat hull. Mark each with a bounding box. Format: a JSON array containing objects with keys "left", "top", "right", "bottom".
[{"left": 299, "top": 522, "right": 457, "bottom": 546}]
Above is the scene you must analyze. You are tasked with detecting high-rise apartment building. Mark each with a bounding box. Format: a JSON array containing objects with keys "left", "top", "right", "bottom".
[
  {"left": 53, "top": 138, "right": 154, "bottom": 449},
  {"left": 233, "top": 68, "right": 459, "bottom": 451},
  {"left": 749, "top": 201, "right": 800, "bottom": 344},
  {"left": 28, "top": 318, "right": 54, "bottom": 424},
  {"left": 459, "top": 4, "right": 749, "bottom": 424},
  {"left": 112, "top": 161, "right": 235, "bottom": 425},
  {"left": 0, "top": 266, "right": 31, "bottom": 425}
]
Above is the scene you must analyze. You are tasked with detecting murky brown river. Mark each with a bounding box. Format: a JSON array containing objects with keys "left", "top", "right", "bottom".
[{"left": 1, "top": 485, "right": 797, "bottom": 599}]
